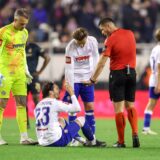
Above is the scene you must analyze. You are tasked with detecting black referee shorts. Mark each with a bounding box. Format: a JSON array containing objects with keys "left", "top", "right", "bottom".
[{"left": 109, "top": 68, "right": 136, "bottom": 102}]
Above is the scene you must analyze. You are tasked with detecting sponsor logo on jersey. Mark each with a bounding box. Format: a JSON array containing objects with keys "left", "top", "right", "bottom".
[
  {"left": 6, "top": 43, "right": 25, "bottom": 49},
  {"left": 0, "top": 39, "right": 2, "bottom": 46},
  {"left": 66, "top": 56, "right": 71, "bottom": 64},
  {"left": 75, "top": 55, "right": 90, "bottom": 62}
]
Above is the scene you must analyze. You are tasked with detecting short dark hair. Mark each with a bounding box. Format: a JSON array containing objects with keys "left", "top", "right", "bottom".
[
  {"left": 72, "top": 27, "right": 88, "bottom": 41},
  {"left": 14, "top": 8, "right": 30, "bottom": 19},
  {"left": 98, "top": 17, "right": 115, "bottom": 26},
  {"left": 42, "top": 82, "right": 54, "bottom": 98}
]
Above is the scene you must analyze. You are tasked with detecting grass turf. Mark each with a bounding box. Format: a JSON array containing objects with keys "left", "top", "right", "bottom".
[{"left": 0, "top": 118, "right": 160, "bottom": 160}]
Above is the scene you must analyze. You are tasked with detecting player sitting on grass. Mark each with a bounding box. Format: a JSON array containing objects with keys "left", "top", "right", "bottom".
[{"left": 34, "top": 82, "right": 106, "bottom": 147}]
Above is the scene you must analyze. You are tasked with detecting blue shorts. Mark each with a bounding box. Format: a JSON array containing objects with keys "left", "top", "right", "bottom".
[
  {"left": 47, "top": 121, "right": 80, "bottom": 147},
  {"left": 63, "top": 83, "right": 94, "bottom": 103},
  {"left": 149, "top": 87, "right": 160, "bottom": 99}
]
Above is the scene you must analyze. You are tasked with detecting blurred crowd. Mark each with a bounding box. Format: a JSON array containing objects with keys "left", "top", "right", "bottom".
[{"left": 0, "top": 0, "right": 160, "bottom": 45}]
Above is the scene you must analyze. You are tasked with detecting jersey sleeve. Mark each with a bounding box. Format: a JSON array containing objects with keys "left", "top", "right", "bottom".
[
  {"left": 65, "top": 44, "right": 74, "bottom": 89},
  {"left": 91, "top": 37, "right": 99, "bottom": 68},
  {"left": 24, "top": 30, "right": 29, "bottom": 73},
  {"left": 102, "top": 38, "right": 112, "bottom": 57},
  {"left": 55, "top": 95, "right": 81, "bottom": 113},
  {"left": 36, "top": 44, "right": 45, "bottom": 57},
  {"left": 0, "top": 27, "right": 7, "bottom": 47},
  {"left": 157, "top": 51, "right": 160, "bottom": 64}
]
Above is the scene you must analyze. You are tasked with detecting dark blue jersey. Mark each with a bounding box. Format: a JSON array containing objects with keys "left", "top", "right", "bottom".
[{"left": 26, "top": 43, "right": 45, "bottom": 74}]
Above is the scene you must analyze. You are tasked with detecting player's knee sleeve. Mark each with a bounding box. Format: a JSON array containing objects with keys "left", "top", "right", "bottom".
[{"left": 77, "top": 117, "right": 85, "bottom": 127}]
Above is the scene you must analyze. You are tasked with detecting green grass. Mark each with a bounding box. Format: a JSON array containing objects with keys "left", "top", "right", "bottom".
[{"left": 0, "top": 118, "right": 160, "bottom": 160}]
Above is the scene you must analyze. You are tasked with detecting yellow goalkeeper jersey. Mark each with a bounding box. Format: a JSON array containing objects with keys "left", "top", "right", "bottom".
[{"left": 0, "top": 23, "right": 28, "bottom": 73}]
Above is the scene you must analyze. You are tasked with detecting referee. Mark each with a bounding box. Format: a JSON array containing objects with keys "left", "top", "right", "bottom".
[{"left": 84, "top": 18, "right": 140, "bottom": 148}]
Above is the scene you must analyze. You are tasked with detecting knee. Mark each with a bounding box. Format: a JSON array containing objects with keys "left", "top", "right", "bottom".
[
  {"left": 76, "top": 117, "right": 85, "bottom": 127},
  {"left": 15, "top": 96, "right": 26, "bottom": 107},
  {"left": 84, "top": 102, "right": 94, "bottom": 111}
]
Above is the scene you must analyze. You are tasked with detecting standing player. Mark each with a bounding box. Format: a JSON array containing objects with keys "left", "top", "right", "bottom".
[
  {"left": 26, "top": 31, "right": 50, "bottom": 128},
  {"left": 142, "top": 28, "right": 160, "bottom": 135},
  {"left": 63, "top": 28, "right": 105, "bottom": 146},
  {"left": 0, "top": 8, "right": 37, "bottom": 145},
  {"left": 84, "top": 18, "right": 140, "bottom": 148},
  {"left": 35, "top": 82, "right": 106, "bottom": 147}
]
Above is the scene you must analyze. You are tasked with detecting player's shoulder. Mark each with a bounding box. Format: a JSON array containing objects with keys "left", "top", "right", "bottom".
[
  {"left": 23, "top": 28, "right": 28, "bottom": 35},
  {"left": 67, "top": 39, "right": 75, "bottom": 47},
  {"left": 87, "top": 36, "right": 97, "bottom": 41},
  {"left": 0, "top": 24, "right": 11, "bottom": 32},
  {"left": 152, "top": 44, "right": 160, "bottom": 53},
  {"left": 122, "top": 28, "right": 134, "bottom": 35},
  {"left": 66, "top": 39, "right": 75, "bottom": 50}
]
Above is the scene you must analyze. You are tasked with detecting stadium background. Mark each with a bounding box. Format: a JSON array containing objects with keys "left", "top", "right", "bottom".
[{"left": 1, "top": 0, "right": 160, "bottom": 118}]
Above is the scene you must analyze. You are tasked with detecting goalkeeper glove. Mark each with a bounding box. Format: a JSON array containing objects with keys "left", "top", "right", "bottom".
[{"left": 26, "top": 72, "right": 33, "bottom": 84}]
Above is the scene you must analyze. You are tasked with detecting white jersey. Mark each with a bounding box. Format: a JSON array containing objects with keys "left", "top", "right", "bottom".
[
  {"left": 65, "top": 36, "right": 99, "bottom": 88},
  {"left": 34, "top": 95, "right": 80, "bottom": 146},
  {"left": 149, "top": 44, "right": 160, "bottom": 87}
]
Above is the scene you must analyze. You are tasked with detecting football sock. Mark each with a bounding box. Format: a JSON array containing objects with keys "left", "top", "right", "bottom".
[
  {"left": 85, "top": 110, "right": 95, "bottom": 134},
  {"left": 16, "top": 106, "right": 27, "bottom": 134},
  {"left": 69, "top": 113, "right": 77, "bottom": 122},
  {"left": 81, "top": 120, "right": 94, "bottom": 141},
  {"left": 143, "top": 110, "right": 152, "bottom": 130},
  {"left": 115, "top": 112, "right": 126, "bottom": 144},
  {"left": 127, "top": 107, "right": 138, "bottom": 135},
  {"left": 0, "top": 107, "right": 4, "bottom": 131},
  {"left": 69, "top": 113, "right": 80, "bottom": 138}
]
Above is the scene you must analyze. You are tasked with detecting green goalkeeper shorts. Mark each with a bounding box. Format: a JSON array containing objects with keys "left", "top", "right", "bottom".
[{"left": 0, "top": 70, "right": 27, "bottom": 98}]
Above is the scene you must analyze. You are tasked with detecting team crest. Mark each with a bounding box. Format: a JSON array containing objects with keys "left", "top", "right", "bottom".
[{"left": 1, "top": 91, "right": 6, "bottom": 95}]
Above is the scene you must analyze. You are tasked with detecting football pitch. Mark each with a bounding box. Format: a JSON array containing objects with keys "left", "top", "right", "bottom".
[{"left": 0, "top": 118, "right": 160, "bottom": 160}]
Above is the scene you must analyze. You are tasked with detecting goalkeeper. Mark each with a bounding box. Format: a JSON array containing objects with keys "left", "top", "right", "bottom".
[{"left": 0, "top": 8, "right": 37, "bottom": 145}]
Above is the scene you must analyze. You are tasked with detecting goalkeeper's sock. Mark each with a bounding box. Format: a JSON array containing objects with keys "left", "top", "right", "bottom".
[
  {"left": 81, "top": 120, "right": 94, "bottom": 141},
  {"left": 85, "top": 110, "right": 95, "bottom": 134},
  {"left": 16, "top": 106, "right": 27, "bottom": 135},
  {"left": 0, "top": 107, "right": 4, "bottom": 131},
  {"left": 143, "top": 110, "right": 152, "bottom": 130},
  {"left": 115, "top": 112, "right": 126, "bottom": 144},
  {"left": 127, "top": 107, "right": 138, "bottom": 135}
]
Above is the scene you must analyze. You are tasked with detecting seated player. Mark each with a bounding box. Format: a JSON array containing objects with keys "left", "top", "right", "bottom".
[{"left": 34, "top": 82, "right": 106, "bottom": 147}]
